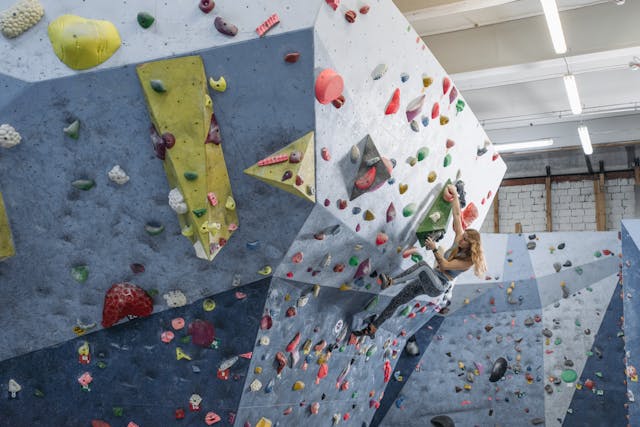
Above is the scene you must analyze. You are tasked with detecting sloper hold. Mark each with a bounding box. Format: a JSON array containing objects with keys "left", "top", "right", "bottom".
[
  {"left": 137, "top": 55, "right": 239, "bottom": 261},
  {"left": 350, "top": 135, "right": 391, "bottom": 201},
  {"left": 416, "top": 179, "right": 453, "bottom": 245},
  {"left": 243, "top": 131, "right": 316, "bottom": 203},
  {"left": 0, "top": 192, "right": 15, "bottom": 261}
]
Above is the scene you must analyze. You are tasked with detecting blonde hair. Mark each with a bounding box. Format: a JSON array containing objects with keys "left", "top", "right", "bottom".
[{"left": 447, "top": 229, "right": 487, "bottom": 277}]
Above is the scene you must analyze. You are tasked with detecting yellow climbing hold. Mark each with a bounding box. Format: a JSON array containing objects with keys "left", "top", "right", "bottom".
[
  {"left": 209, "top": 76, "right": 227, "bottom": 92},
  {"left": 0, "top": 192, "right": 15, "bottom": 261},
  {"left": 258, "top": 266, "right": 272, "bottom": 275},
  {"left": 176, "top": 347, "right": 192, "bottom": 361},
  {"left": 364, "top": 210, "right": 375, "bottom": 221},
  {"left": 78, "top": 341, "right": 90, "bottom": 356},
  {"left": 48, "top": 15, "right": 121, "bottom": 70},
  {"left": 428, "top": 171, "right": 437, "bottom": 183},
  {"left": 256, "top": 418, "right": 272, "bottom": 427},
  {"left": 203, "top": 299, "right": 216, "bottom": 311},
  {"left": 181, "top": 225, "right": 194, "bottom": 237},
  {"left": 254, "top": 366, "right": 263, "bottom": 374},
  {"left": 292, "top": 381, "right": 305, "bottom": 391},
  {"left": 339, "top": 283, "right": 352, "bottom": 291},
  {"left": 313, "top": 284, "right": 320, "bottom": 297},
  {"left": 225, "top": 196, "right": 236, "bottom": 210}
]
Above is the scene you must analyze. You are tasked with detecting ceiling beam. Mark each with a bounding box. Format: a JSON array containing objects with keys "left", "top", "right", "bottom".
[{"left": 404, "top": 0, "right": 518, "bottom": 22}]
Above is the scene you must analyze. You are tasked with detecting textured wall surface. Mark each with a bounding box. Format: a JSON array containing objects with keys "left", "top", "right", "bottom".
[{"left": 623, "top": 219, "right": 640, "bottom": 425}]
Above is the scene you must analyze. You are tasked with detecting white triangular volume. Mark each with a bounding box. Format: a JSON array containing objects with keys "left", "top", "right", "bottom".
[{"left": 542, "top": 274, "right": 619, "bottom": 423}]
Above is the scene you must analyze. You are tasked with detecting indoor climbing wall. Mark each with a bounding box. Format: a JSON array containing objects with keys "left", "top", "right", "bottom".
[
  {"left": 379, "top": 231, "right": 626, "bottom": 427},
  {"left": 0, "top": 0, "right": 507, "bottom": 426},
  {"left": 622, "top": 219, "right": 640, "bottom": 426}
]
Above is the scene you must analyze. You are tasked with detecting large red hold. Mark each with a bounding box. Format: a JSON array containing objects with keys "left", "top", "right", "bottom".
[
  {"left": 188, "top": 319, "right": 216, "bottom": 347},
  {"left": 101, "top": 283, "right": 154, "bottom": 328},
  {"left": 385, "top": 88, "right": 400, "bottom": 115}
]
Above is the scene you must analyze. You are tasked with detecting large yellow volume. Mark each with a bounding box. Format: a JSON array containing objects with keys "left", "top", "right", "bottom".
[
  {"left": 48, "top": 14, "right": 121, "bottom": 70},
  {"left": 137, "top": 56, "right": 238, "bottom": 261},
  {"left": 0, "top": 192, "right": 15, "bottom": 261}
]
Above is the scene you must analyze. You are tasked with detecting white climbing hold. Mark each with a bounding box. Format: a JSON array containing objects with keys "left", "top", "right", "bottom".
[
  {"left": 250, "top": 378, "right": 262, "bottom": 392},
  {"left": 0, "top": 124, "right": 21, "bottom": 148},
  {"left": 163, "top": 290, "right": 187, "bottom": 307},
  {"left": 8, "top": 379, "right": 21, "bottom": 398},
  {"left": 168, "top": 188, "right": 188, "bottom": 214},
  {"left": 107, "top": 165, "right": 130, "bottom": 185},
  {"left": 259, "top": 336, "right": 270, "bottom": 346},
  {"left": 429, "top": 211, "right": 441, "bottom": 222},
  {"left": 0, "top": 0, "right": 44, "bottom": 39},
  {"left": 371, "top": 64, "right": 388, "bottom": 80}
]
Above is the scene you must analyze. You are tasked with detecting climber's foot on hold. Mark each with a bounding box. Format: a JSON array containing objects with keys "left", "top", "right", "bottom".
[
  {"left": 379, "top": 273, "right": 393, "bottom": 289},
  {"left": 353, "top": 323, "right": 377, "bottom": 339}
]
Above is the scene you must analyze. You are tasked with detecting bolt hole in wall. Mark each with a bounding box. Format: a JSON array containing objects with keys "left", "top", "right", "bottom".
[{"left": 481, "top": 178, "right": 636, "bottom": 233}]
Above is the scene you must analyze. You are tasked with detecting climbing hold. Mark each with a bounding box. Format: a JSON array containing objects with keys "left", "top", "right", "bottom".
[
  {"left": 402, "top": 203, "right": 416, "bottom": 217},
  {"left": 360, "top": 5, "right": 370, "bottom": 14},
  {"left": 385, "top": 88, "right": 400, "bottom": 115},
  {"left": 344, "top": 9, "right": 356, "bottom": 22},
  {"left": 440, "top": 115, "right": 449, "bottom": 125},
  {"left": 449, "top": 86, "right": 458, "bottom": 104},
  {"left": 63, "top": 120, "right": 81, "bottom": 139},
  {"left": 446, "top": 139, "right": 455, "bottom": 149},
  {"left": 430, "top": 415, "right": 455, "bottom": 427},
  {"left": 0, "top": 0, "right": 44, "bottom": 39},
  {"left": 422, "top": 75, "right": 433, "bottom": 88},
  {"left": 489, "top": 357, "right": 507, "bottom": 382},
  {"left": 421, "top": 116, "right": 429, "bottom": 127},
  {"left": 214, "top": 16, "right": 238, "bottom": 36},
  {"left": 410, "top": 120, "right": 420, "bottom": 132},
  {"left": 558, "top": 242, "right": 566, "bottom": 250},
  {"left": 101, "top": 282, "right": 153, "bottom": 328},
  {"left": 286, "top": 307, "right": 296, "bottom": 317},
  {"left": 315, "top": 69, "right": 344, "bottom": 104},
  {"left": 364, "top": 210, "right": 375, "bottom": 221},
  {"left": 456, "top": 99, "right": 465, "bottom": 113},
  {"left": 136, "top": 12, "right": 155, "bottom": 29},
  {"left": 188, "top": 319, "right": 215, "bottom": 347},
  {"left": 208, "top": 76, "right": 227, "bottom": 92},
  {"left": 0, "top": 124, "right": 21, "bottom": 148},
  {"left": 204, "top": 412, "right": 221, "bottom": 425},
  {"left": 371, "top": 64, "right": 388, "bottom": 80},
  {"left": 399, "top": 183, "right": 408, "bottom": 194},
  {"left": 417, "top": 147, "right": 429, "bottom": 161},
  {"left": 293, "top": 381, "right": 305, "bottom": 391},
  {"left": 443, "top": 77, "right": 451, "bottom": 95},
  {"left": 149, "top": 79, "right": 167, "bottom": 93},
  {"left": 428, "top": 171, "right": 437, "bottom": 183},
  {"left": 258, "top": 266, "right": 272, "bottom": 275},
  {"left": 527, "top": 242, "right": 536, "bottom": 250},
  {"left": 406, "top": 94, "right": 426, "bottom": 122},
  {"left": 386, "top": 203, "right": 396, "bottom": 222},
  {"left": 561, "top": 369, "right": 578, "bottom": 383},
  {"left": 376, "top": 232, "right": 388, "bottom": 245},
  {"left": 256, "top": 13, "right": 279, "bottom": 37},
  {"left": 563, "top": 260, "right": 572, "bottom": 267},
  {"left": 553, "top": 262, "right": 561, "bottom": 272},
  {"left": 431, "top": 103, "right": 440, "bottom": 119},
  {"left": 400, "top": 72, "right": 409, "bottom": 83},
  {"left": 199, "top": 0, "right": 215, "bottom": 13},
  {"left": 71, "top": 265, "right": 89, "bottom": 283},
  {"left": 48, "top": 15, "right": 121, "bottom": 70}
]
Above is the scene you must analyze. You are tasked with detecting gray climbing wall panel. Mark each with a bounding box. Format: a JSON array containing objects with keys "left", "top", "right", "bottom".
[{"left": 623, "top": 219, "right": 640, "bottom": 424}]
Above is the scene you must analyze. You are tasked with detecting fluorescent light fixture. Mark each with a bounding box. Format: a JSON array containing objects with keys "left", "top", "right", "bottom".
[
  {"left": 563, "top": 74, "right": 583, "bottom": 115},
  {"left": 540, "top": 0, "right": 567, "bottom": 54},
  {"left": 494, "top": 139, "right": 554, "bottom": 153},
  {"left": 578, "top": 125, "right": 593, "bottom": 155}
]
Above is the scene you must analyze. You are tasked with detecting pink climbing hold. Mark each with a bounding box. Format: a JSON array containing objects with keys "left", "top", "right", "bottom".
[
  {"left": 188, "top": 319, "right": 215, "bottom": 347},
  {"left": 385, "top": 88, "right": 400, "bottom": 115},
  {"left": 386, "top": 203, "right": 396, "bottom": 223},
  {"left": 256, "top": 13, "right": 280, "bottom": 37},
  {"left": 260, "top": 314, "right": 273, "bottom": 330},
  {"left": 235, "top": 291, "right": 247, "bottom": 300},
  {"left": 292, "top": 252, "right": 304, "bottom": 264},
  {"left": 257, "top": 154, "right": 288, "bottom": 166},
  {"left": 315, "top": 69, "right": 344, "bottom": 104},
  {"left": 461, "top": 202, "right": 479, "bottom": 230},
  {"left": 449, "top": 86, "right": 458, "bottom": 104},
  {"left": 376, "top": 232, "right": 388, "bottom": 246},
  {"left": 161, "top": 331, "right": 175, "bottom": 343},
  {"left": 207, "top": 192, "right": 218, "bottom": 206},
  {"left": 326, "top": 0, "right": 340, "bottom": 11},
  {"left": 286, "top": 332, "right": 301, "bottom": 352},
  {"left": 383, "top": 360, "right": 392, "bottom": 383},
  {"left": 321, "top": 147, "right": 331, "bottom": 161},
  {"left": 443, "top": 77, "right": 451, "bottom": 95},
  {"left": 446, "top": 139, "right": 455, "bottom": 149}
]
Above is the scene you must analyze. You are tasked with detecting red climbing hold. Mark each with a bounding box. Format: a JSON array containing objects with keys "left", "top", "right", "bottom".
[
  {"left": 446, "top": 139, "right": 455, "bottom": 149},
  {"left": 325, "top": 0, "right": 340, "bottom": 11},
  {"left": 316, "top": 363, "right": 328, "bottom": 384},
  {"left": 286, "top": 332, "right": 301, "bottom": 352},
  {"left": 260, "top": 314, "right": 273, "bottom": 330},
  {"left": 284, "top": 52, "right": 301, "bottom": 63},
  {"left": 315, "top": 69, "right": 344, "bottom": 104},
  {"left": 275, "top": 351, "right": 287, "bottom": 375},
  {"left": 355, "top": 166, "right": 376, "bottom": 190},
  {"left": 385, "top": 88, "right": 400, "bottom": 115},
  {"left": 492, "top": 153, "right": 500, "bottom": 161},
  {"left": 91, "top": 421, "right": 111, "bottom": 427},
  {"left": 461, "top": 202, "right": 479, "bottom": 229},
  {"left": 431, "top": 102, "right": 440, "bottom": 119},
  {"left": 383, "top": 360, "right": 392, "bottom": 383},
  {"left": 199, "top": 0, "right": 215, "bottom": 13},
  {"left": 443, "top": 77, "right": 451, "bottom": 95},
  {"left": 360, "top": 5, "right": 370, "bottom": 14},
  {"left": 188, "top": 319, "right": 216, "bottom": 347},
  {"left": 101, "top": 283, "right": 153, "bottom": 328}
]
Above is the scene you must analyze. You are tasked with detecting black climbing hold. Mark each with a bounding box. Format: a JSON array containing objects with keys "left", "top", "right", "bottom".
[
  {"left": 563, "top": 260, "right": 572, "bottom": 267},
  {"left": 431, "top": 415, "right": 455, "bottom": 427},
  {"left": 528, "top": 234, "right": 536, "bottom": 240},
  {"left": 527, "top": 242, "right": 536, "bottom": 250},
  {"left": 558, "top": 242, "right": 565, "bottom": 250},
  {"left": 489, "top": 357, "right": 508, "bottom": 382}
]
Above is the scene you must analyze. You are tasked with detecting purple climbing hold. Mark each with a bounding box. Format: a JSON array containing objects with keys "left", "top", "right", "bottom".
[
  {"left": 281, "top": 170, "right": 293, "bottom": 181},
  {"left": 386, "top": 202, "right": 396, "bottom": 223},
  {"left": 206, "top": 114, "right": 222, "bottom": 144},
  {"left": 188, "top": 319, "right": 215, "bottom": 347},
  {"left": 354, "top": 258, "right": 371, "bottom": 279},
  {"left": 214, "top": 16, "right": 238, "bottom": 36}
]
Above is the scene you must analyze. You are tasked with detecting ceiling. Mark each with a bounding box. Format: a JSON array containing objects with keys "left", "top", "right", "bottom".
[{"left": 393, "top": 0, "right": 640, "bottom": 178}]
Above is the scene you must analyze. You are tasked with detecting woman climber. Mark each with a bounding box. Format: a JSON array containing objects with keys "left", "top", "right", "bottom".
[{"left": 354, "top": 184, "right": 487, "bottom": 338}]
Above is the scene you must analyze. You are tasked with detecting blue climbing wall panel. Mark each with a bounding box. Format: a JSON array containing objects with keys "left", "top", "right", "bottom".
[{"left": 623, "top": 219, "right": 640, "bottom": 425}]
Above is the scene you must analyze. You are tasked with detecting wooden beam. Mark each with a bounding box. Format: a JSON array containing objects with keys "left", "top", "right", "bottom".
[
  {"left": 635, "top": 162, "right": 640, "bottom": 185},
  {"left": 493, "top": 190, "right": 500, "bottom": 233},
  {"left": 594, "top": 162, "right": 607, "bottom": 231},
  {"left": 502, "top": 169, "right": 635, "bottom": 187},
  {"left": 515, "top": 222, "right": 522, "bottom": 234},
  {"left": 545, "top": 166, "right": 552, "bottom": 232}
]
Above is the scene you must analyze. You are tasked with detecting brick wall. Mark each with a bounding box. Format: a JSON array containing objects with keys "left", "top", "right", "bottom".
[{"left": 480, "top": 177, "right": 636, "bottom": 233}]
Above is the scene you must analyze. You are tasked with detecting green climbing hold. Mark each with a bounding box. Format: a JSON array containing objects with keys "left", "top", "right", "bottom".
[
  {"left": 575, "top": 319, "right": 581, "bottom": 327},
  {"left": 554, "top": 338, "right": 562, "bottom": 345},
  {"left": 137, "top": 12, "right": 155, "bottom": 28},
  {"left": 365, "top": 295, "right": 379, "bottom": 311},
  {"left": 411, "top": 253, "right": 423, "bottom": 263},
  {"left": 150, "top": 79, "right": 167, "bottom": 93},
  {"left": 366, "top": 345, "right": 377, "bottom": 357},
  {"left": 456, "top": 99, "right": 465, "bottom": 113},
  {"left": 349, "top": 256, "right": 359, "bottom": 267},
  {"left": 443, "top": 153, "right": 452, "bottom": 167},
  {"left": 561, "top": 369, "right": 577, "bottom": 383},
  {"left": 595, "top": 371, "right": 603, "bottom": 378},
  {"left": 594, "top": 251, "right": 602, "bottom": 258},
  {"left": 399, "top": 305, "right": 411, "bottom": 317},
  {"left": 586, "top": 287, "right": 593, "bottom": 292},
  {"left": 146, "top": 288, "right": 159, "bottom": 297},
  {"left": 402, "top": 203, "right": 416, "bottom": 217},
  {"left": 192, "top": 208, "right": 207, "bottom": 217},
  {"left": 63, "top": 120, "right": 80, "bottom": 139},
  {"left": 184, "top": 171, "right": 198, "bottom": 181},
  {"left": 113, "top": 407, "right": 124, "bottom": 417},
  {"left": 72, "top": 179, "right": 95, "bottom": 191},
  {"left": 575, "top": 267, "right": 583, "bottom": 275},
  {"left": 34, "top": 389, "right": 45, "bottom": 398},
  {"left": 417, "top": 147, "right": 429, "bottom": 161},
  {"left": 144, "top": 221, "right": 164, "bottom": 235},
  {"left": 71, "top": 265, "right": 89, "bottom": 283},
  {"left": 97, "top": 361, "right": 107, "bottom": 369},
  {"left": 180, "top": 335, "right": 191, "bottom": 344}
]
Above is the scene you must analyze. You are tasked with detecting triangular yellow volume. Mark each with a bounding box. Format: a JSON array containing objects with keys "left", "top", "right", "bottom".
[{"left": 244, "top": 131, "right": 316, "bottom": 203}]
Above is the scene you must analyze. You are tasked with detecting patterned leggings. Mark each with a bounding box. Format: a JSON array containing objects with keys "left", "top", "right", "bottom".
[{"left": 371, "top": 261, "right": 449, "bottom": 329}]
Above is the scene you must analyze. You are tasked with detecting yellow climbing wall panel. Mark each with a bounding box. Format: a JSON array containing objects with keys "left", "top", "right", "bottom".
[
  {"left": 137, "top": 55, "right": 238, "bottom": 261},
  {"left": 244, "top": 131, "right": 316, "bottom": 203},
  {"left": 0, "top": 192, "right": 15, "bottom": 261}
]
